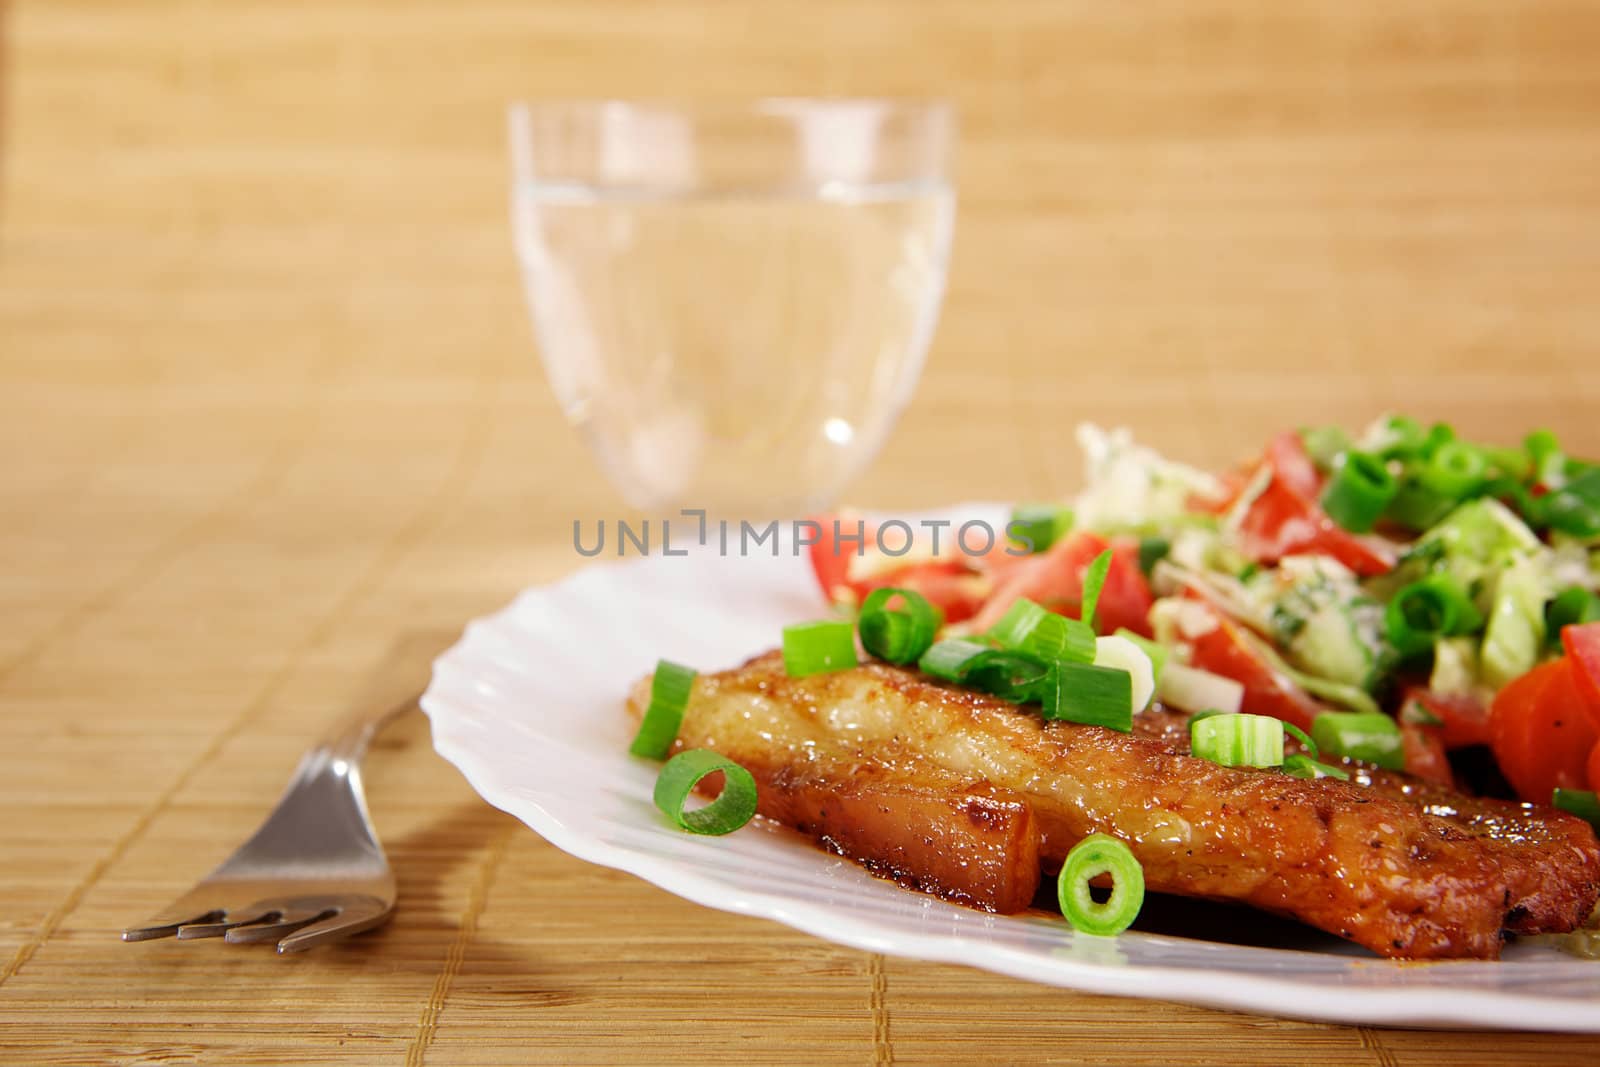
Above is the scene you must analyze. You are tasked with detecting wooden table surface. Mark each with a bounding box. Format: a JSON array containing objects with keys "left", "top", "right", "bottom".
[{"left": 3, "top": 1, "right": 1599, "bottom": 1063}]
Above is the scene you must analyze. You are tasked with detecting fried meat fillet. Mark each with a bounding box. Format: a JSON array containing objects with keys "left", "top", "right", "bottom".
[{"left": 628, "top": 652, "right": 1600, "bottom": 960}]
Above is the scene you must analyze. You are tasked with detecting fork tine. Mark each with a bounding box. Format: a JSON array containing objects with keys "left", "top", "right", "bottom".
[
  {"left": 122, "top": 909, "right": 227, "bottom": 942},
  {"left": 275, "top": 900, "right": 391, "bottom": 954},
  {"left": 175, "top": 907, "right": 278, "bottom": 940},
  {"left": 222, "top": 906, "right": 334, "bottom": 945}
]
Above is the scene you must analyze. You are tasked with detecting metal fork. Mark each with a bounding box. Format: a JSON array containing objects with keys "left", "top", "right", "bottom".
[{"left": 121, "top": 695, "right": 407, "bottom": 953}]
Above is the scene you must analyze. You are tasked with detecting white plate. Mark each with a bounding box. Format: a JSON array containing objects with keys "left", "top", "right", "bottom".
[{"left": 421, "top": 509, "right": 1600, "bottom": 1031}]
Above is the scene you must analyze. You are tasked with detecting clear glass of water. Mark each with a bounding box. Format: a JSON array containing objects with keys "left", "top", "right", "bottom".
[{"left": 509, "top": 98, "right": 955, "bottom": 516}]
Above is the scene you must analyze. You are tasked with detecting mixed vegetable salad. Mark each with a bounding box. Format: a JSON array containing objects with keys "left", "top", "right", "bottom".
[{"left": 804, "top": 417, "right": 1600, "bottom": 818}]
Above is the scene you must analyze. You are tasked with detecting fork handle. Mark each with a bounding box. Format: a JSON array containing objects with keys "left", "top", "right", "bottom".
[
  {"left": 314, "top": 631, "right": 451, "bottom": 765},
  {"left": 318, "top": 694, "right": 413, "bottom": 766}
]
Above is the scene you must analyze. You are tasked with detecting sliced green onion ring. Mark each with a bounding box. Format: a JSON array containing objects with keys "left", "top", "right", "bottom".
[
  {"left": 1158, "top": 664, "right": 1244, "bottom": 716},
  {"left": 919, "top": 639, "right": 1053, "bottom": 703},
  {"left": 1526, "top": 428, "right": 1566, "bottom": 487},
  {"left": 857, "top": 587, "right": 941, "bottom": 665},
  {"left": 1541, "top": 489, "right": 1600, "bottom": 539},
  {"left": 1057, "top": 834, "right": 1145, "bottom": 937},
  {"left": 1045, "top": 661, "right": 1133, "bottom": 731},
  {"left": 1281, "top": 721, "right": 1318, "bottom": 759},
  {"left": 990, "top": 597, "right": 1095, "bottom": 663},
  {"left": 782, "top": 619, "right": 858, "bottom": 678},
  {"left": 1321, "top": 451, "right": 1397, "bottom": 533},
  {"left": 965, "top": 651, "right": 1054, "bottom": 703},
  {"left": 1283, "top": 754, "right": 1352, "bottom": 780},
  {"left": 1385, "top": 574, "right": 1482, "bottom": 657},
  {"left": 1092, "top": 635, "right": 1155, "bottom": 714},
  {"left": 1113, "top": 628, "right": 1169, "bottom": 682},
  {"left": 1310, "top": 711, "right": 1404, "bottom": 770},
  {"left": 1190, "top": 713, "right": 1285, "bottom": 768},
  {"left": 1417, "top": 441, "right": 1487, "bottom": 499},
  {"left": 1079, "top": 549, "right": 1114, "bottom": 633},
  {"left": 653, "top": 749, "right": 759, "bottom": 835},
  {"left": 919, "top": 638, "right": 997, "bottom": 682},
  {"left": 1300, "top": 425, "right": 1352, "bottom": 471},
  {"left": 1552, "top": 788, "right": 1600, "bottom": 832},
  {"left": 629, "top": 660, "right": 697, "bottom": 759},
  {"left": 1373, "top": 415, "right": 1426, "bottom": 460},
  {"left": 1385, "top": 479, "right": 1455, "bottom": 532}
]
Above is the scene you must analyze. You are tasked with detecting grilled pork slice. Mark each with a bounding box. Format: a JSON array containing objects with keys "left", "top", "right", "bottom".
[
  {"left": 747, "top": 758, "right": 1040, "bottom": 912},
  {"left": 629, "top": 652, "right": 1600, "bottom": 960},
  {"left": 1135, "top": 708, "right": 1600, "bottom": 940}
]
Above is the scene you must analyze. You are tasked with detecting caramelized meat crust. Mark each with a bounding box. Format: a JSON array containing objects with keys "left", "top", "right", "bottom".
[{"left": 630, "top": 652, "right": 1600, "bottom": 960}]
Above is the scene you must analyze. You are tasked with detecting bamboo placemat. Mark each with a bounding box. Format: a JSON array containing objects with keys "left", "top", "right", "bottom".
[{"left": 2, "top": 1, "right": 1599, "bottom": 1063}]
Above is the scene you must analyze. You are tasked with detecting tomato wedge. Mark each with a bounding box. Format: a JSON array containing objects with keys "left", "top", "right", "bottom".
[
  {"left": 1226, "top": 433, "right": 1397, "bottom": 577},
  {"left": 1183, "top": 603, "right": 1323, "bottom": 732},
  {"left": 1267, "top": 431, "right": 1324, "bottom": 500},
  {"left": 1589, "top": 739, "right": 1600, "bottom": 792},
  {"left": 1400, "top": 723, "right": 1455, "bottom": 787},
  {"left": 1488, "top": 658, "right": 1600, "bottom": 803},
  {"left": 859, "top": 563, "right": 988, "bottom": 625},
  {"left": 967, "top": 532, "right": 1154, "bottom": 637},
  {"left": 1401, "top": 687, "right": 1491, "bottom": 750},
  {"left": 1561, "top": 621, "right": 1600, "bottom": 729},
  {"left": 805, "top": 514, "right": 991, "bottom": 623}
]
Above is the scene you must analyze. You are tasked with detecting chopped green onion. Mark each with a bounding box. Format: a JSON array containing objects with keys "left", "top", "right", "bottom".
[
  {"left": 857, "top": 587, "right": 941, "bottom": 666},
  {"left": 1419, "top": 421, "right": 1456, "bottom": 457},
  {"left": 1009, "top": 504, "right": 1073, "bottom": 554},
  {"left": 1322, "top": 451, "right": 1397, "bottom": 533},
  {"left": 965, "top": 650, "right": 1054, "bottom": 703},
  {"left": 1136, "top": 536, "right": 1170, "bottom": 578},
  {"left": 653, "top": 749, "right": 759, "bottom": 835},
  {"left": 1565, "top": 464, "right": 1600, "bottom": 503},
  {"left": 1310, "top": 711, "right": 1404, "bottom": 770},
  {"left": 1190, "top": 713, "right": 1285, "bottom": 768},
  {"left": 989, "top": 597, "right": 1095, "bottom": 663},
  {"left": 1416, "top": 441, "right": 1487, "bottom": 500},
  {"left": 1079, "top": 549, "right": 1114, "bottom": 633},
  {"left": 919, "top": 639, "right": 1053, "bottom": 703},
  {"left": 1482, "top": 446, "right": 1533, "bottom": 483},
  {"left": 1552, "top": 788, "right": 1600, "bottom": 832},
  {"left": 781, "top": 620, "right": 858, "bottom": 678},
  {"left": 1385, "top": 479, "right": 1456, "bottom": 532},
  {"left": 1283, "top": 754, "right": 1351, "bottom": 780},
  {"left": 1372, "top": 415, "right": 1427, "bottom": 460},
  {"left": 629, "top": 660, "right": 697, "bottom": 759},
  {"left": 1281, "top": 721, "right": 1318, "bottom": 758},
  {"left": 1157, "top": 663, "right": 1244, "bottom": 716},
  {"left": 1187, "top": 707, "right": 1234, "bottom": 725},
  {"left": 1092, "top": 635, "right": 1155, "bottom": 713},
  {"left": 918, "top": 638, "right": 993, "bottom": 682},
  {"left": 1539, "top": 489, "right": 1600, "bottom": 539},
  {"left": 1044, "top": 661, "right": 1133, "bottom": 731},
  {"left": 1057, "top": 834, "right": 1144, "bottom": 937},
  {"left": 1526, "top": 429, "right": 1565, "bottom": 487},
  {"left": 1548, "top": 587, "right": 1600, "bottom": 636},
  {"left": 1385, "top": 574, "right": 1484, "bottom": 657},
  {"left": 1544, "top": 466, "right": 1600, "bottom": 537},
  {"left": 1300, "top": 425, "right": 1352, "bottom": 471},
  {"left": 1113, "top": 628, "right": 1169, "bottom": 682}
]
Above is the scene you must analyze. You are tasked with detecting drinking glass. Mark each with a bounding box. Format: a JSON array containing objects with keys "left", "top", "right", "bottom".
[{"left": 509, "top": 98, "right": 955, "bottom": 517}]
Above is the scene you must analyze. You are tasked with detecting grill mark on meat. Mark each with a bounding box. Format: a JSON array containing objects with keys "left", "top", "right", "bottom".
[{"left": 629, "top": 652, "right": 1600, "bottom": 960}]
